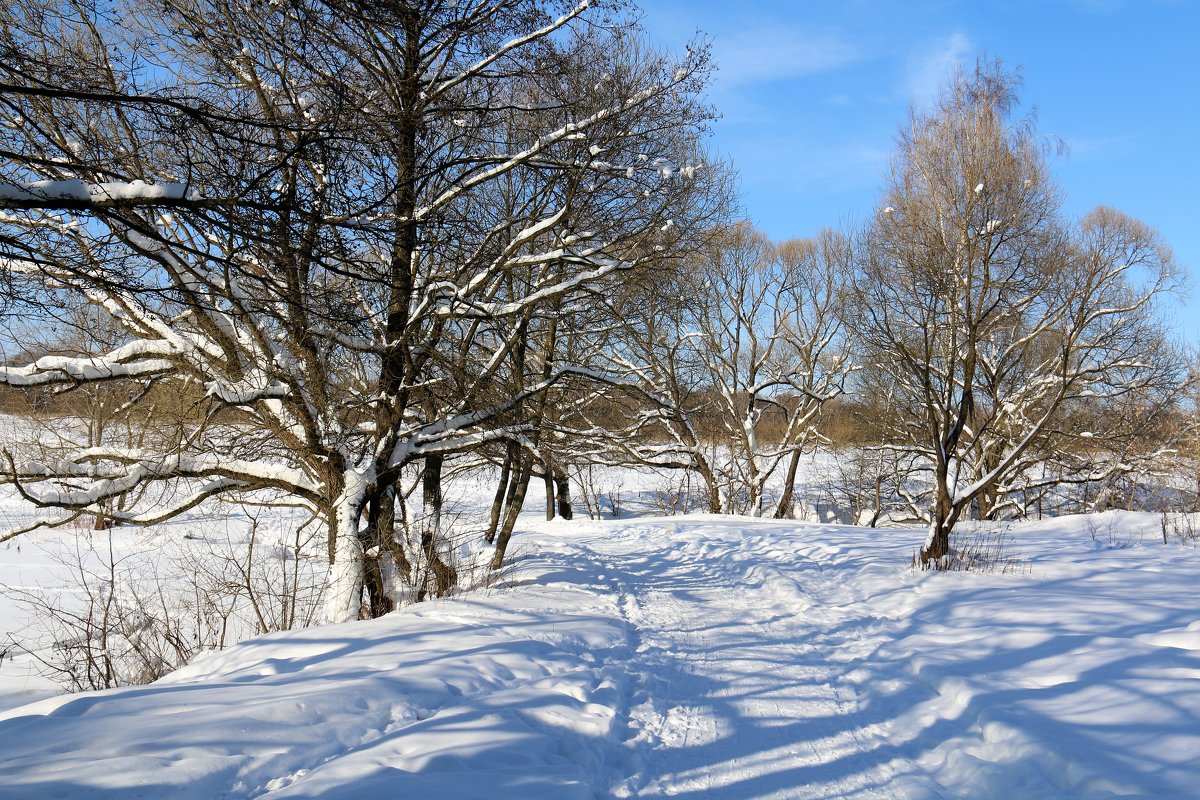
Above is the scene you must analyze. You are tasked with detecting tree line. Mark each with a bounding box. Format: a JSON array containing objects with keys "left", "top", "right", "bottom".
[{"left": 0, "top": 0, "right": 1190, "bottom": 622}]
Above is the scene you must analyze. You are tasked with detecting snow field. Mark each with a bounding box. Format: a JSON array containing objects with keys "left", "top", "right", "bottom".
[
  {"left": 0, "top": 511, "right": 1197, "bottom": 797},
  {"left": 0, "top": 501, "right": 327, "bottom": 708}
]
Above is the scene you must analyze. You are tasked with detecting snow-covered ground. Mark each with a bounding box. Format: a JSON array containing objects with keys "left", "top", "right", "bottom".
[{"left": 1, "top": 509, "right": 1197, "bottom": 798}]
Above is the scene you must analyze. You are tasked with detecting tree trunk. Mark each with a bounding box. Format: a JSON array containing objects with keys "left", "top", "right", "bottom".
[
  {"left": 870, "top": 474, "right": 883, "bottom": 528},
  {"left": 554, "top": 467, "right": 573, "bottom": 520},
  {"left": 543, "top": 456, "right": 555, "bottom": 521},
  {"left": 359, "top": 490, "right": 404, "bottom": 618},
  {"left": 423, "top": 454, "right": 443, "bottom": 530},
  {"left": 374, "top": 490, "right": 414, "bottom": 588},
  {"left": 920, "top": 487, "right": 956, "bottom": 568},
  {"left": 920, "top": 518, "right": 951, "bottom": 567},
  {"left": 693, "top": 459, "right": 721, "bottom": 514},
  {"left": 491, "top": 314, "right": 555, "bottom": 568},
  {"left": 363, "top": 6, "right": 420, "bottom": 613},
  {"left": 490, "top": 454, "right": 533, "bottom": 570},
  {"left": 418, "top": 454, "right": 457, "bottom": 601},
  {"left": 774, "top": 449, "right": 803, "bottom": 519},
  {"left": 322, "top": 467, "right": 372, "bottom": 623},
  {"left": 360, "top": 548, "right": 392, "bottom": 618},
  {"left": 486, "top": 443, "right": 515, "bottom": 544}
]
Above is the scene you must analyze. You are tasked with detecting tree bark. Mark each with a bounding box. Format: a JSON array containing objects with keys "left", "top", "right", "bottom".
[
  {"left": 554, "top": 467, "right": 573, "bottom": 520},
  {"left": 490, "top": 453, "right": 533, "bottom": 570},
  {"left": 692, "top": 458, "right": 721, "bottom": 513},
  {"left": 323, "top": 467, "right": 370, "bottom": 623},
  {"left": 486, "top": 443, "right": 516, "bottom": 544},
  {"left": 543, "top": 456, "right": 555, "bottom": 521},
  {"left": 773, "top": 449, "right": 803, "bottom": 519},
  {"left": 418, "top": 454, "right": 456, "bottom": 600},
  {"left": 375, "top": 490, "right": 413, "bottom": 586},
  {"left": 920, "top": 486, "right": 957, "bottom": 568}
]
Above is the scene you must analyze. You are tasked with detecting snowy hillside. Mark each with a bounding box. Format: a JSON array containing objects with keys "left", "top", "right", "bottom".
[{"left": 0, "top": 513, "right": 1197, "bottom": 799}]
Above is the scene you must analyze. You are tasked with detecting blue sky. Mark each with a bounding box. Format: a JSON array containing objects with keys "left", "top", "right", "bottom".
[{"left": 636, "top": 0, "right": 1200, "bottom": 340}]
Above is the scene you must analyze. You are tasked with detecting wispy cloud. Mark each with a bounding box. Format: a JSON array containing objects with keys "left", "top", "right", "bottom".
[
  {"left": 904, "top": 32, "right": 972, "bottom": 105},
  {"left": 712, "top": 26, "right": 861, "bottom": 88},
  {"left": 732, "top": 135, "right": 891, "bottom": 192},
  {"left": 1058, "top": 132, "right": 1137, "bottom": 160}
]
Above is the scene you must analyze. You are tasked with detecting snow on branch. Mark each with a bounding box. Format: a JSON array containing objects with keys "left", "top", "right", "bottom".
[
  {"left": 438, "top": 256, "right": 629, "bottom": 319},
  {"left": 426, "top": 1, "right": 592, "bottom": 100},
  {"left": 6, "top": 447, "right": 321, "bottom": 503},
  {"left": 413, "top": 82, "right": 662, "bottom": 223},
  {"left": 0, "top": 340, "right": 178, "bottom": 387},
  {"left": 0, "top": 179, "right": 204, "bottom": 211}
]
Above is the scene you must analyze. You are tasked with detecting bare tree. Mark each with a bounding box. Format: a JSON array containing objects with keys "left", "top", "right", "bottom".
[
  {"left": 0, "top": 0, "right": 718, "bottom": 620},
  {"left": 849, "top": 61, "right": 1186, "bottom": 567},
  {"left": 593, "top": 222, "right": 851, "bottom": 515}
]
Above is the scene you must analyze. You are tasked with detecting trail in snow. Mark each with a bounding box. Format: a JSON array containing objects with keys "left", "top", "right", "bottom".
[
  {"left": 1, "top": 514, "right": 1199, "bottom": 798},
  {"left": 588, "top": 522, "right": 913, "bottom": 798}
]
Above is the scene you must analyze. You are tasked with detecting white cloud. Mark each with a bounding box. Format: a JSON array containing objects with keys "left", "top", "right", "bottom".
[
  {"left": 904, "top": 32, "right": 972, "bottom": 106},
  {"left": 1058, "top": 132, "right": 1136, "bottom": 160},
  {"left": 732, "top": 135, "right": 891, "bottom": 192},
  {"left": 712, "top": 26, "right": 861, "bottom": 88}
]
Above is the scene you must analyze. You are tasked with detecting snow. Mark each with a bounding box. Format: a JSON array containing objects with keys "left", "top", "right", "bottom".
[
  {"left": 0, "top": 179, "right": 196, "bottom": 207},
  {"left": 1, "top": 508, "right": 1198, "bottom": 798},
  {"left": 0, "top": 340, "right": 177, "bottom": 385}
]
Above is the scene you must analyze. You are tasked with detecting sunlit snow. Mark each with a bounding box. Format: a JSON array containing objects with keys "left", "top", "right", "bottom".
[{"left": 1, "top": 496, "right": 1198, "bottom": 799}]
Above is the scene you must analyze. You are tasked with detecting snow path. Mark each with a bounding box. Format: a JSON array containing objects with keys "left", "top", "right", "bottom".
[
  {"left": 590, "top": 521, "right": 912, "bottom": 798},
  {"left": 1, "top": 514, "right": 1199, "bottom": 798}
]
